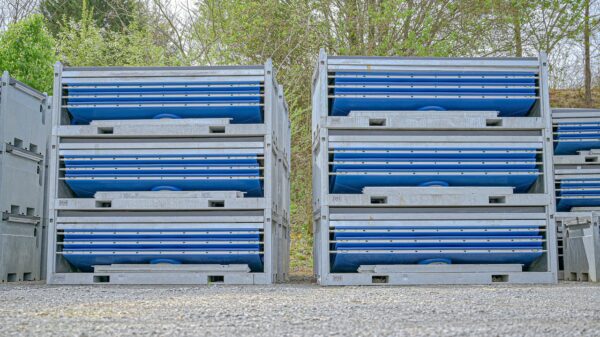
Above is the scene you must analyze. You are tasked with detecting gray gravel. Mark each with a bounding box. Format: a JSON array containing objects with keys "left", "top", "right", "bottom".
[{"left": 0, "top": 282, "right": 599, "bottom": 337}]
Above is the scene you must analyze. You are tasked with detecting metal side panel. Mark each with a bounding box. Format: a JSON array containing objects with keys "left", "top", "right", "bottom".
[
  {"left": 0, "top": 220, "right": 42, "bottom": 282},
  {"left": 552, "top": 108, "right": 600, "bottom": 120},
  {"left": 326, "top": 187, "right": 550, "bottom": 207},
  {"left": 57, "top": 119, "right": 268, "bottom": 138},
  {"left": 48, "top": 270, "right": 270, "bottom": 285},
  {"left": 54, "top": 191, "right": 267, "bottom": 211},
  {"left": 320, "top": 271, "right": 555, "bottom": 286},
  {"left": 561, "top": 213, "right": 600, "bottom": 282},
  {"left": 322, "top": 112, "right": 544, "bottom": 131},
  {"left": 326, "top": 55, "right": 540, "bottom": 72},
  {"left": 0, "top": 71, "right": 48, "bottom": 283}
]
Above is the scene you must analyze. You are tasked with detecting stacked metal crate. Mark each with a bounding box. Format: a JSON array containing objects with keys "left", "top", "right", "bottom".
[
  {"left": 0, "top": 71, "right": 49, "bottom": 282},
  {"left": 46, "top": 62, "right": 290, "bottom": 284},
  {"left": 553, "top": 108, "right": 600, "bottom": 281},
  {"left": 312, "top": 50, "right": 557, "bottom": 285}
]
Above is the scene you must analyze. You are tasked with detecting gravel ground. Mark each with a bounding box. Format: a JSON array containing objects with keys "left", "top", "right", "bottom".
[{"left": 0, "top": 281, "right": 599, "bottom": 337}]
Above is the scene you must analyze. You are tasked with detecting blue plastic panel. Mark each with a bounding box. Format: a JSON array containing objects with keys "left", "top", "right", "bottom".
[
  {"left": 334, "top": 238, "right": 543, "bottom": 249},
  {"left": 333, "top": 227, "right": 541, "bottom": 239},
  {"left": 556, "top": 179, "right": 600, "bottom": 210},
  {"left": 329, "top": 71, "right": 538, "bottom": 116},
  {"left": 63, "top": 153, "right": 264, "bottom": 197},
  {"left": 332, "top": 147, "right": 538, "bottom": 160},
  {"left": 330, "top": 147, "right": 539, "bottom": 193},
  {"left": 63, "top": 242, "right": 261, "bottom": 250},
  {"left": 330, "top": 172, "right": 538, "bottom": 193},
  {"left": 330, "top": 251, "right": 543, "bottom": 273},
  {"left": 63, "top": 154, "right": 259, "bottom": 166},
  {"left": 62, "top": 253, "right": 264, "bottom": 272},
  {"left": 557, "top": 198, "right": 600, "bottom": 211},
  {"left": 65, "top": 168, "right": 260, "bottom": 176},
  {"left": 65, "top": 179, "right": 263, "bottom": 197},
  {"left": 61, "top": 228, "right": 264, "bottom": 271},
  {"left": 64, "top": 80, "right": 264, "bottom": 124},
  {"left": 329, "top": 220, "right": 544, "bottom": 272},
  {"left": 554, "top": 122, "right": 600, "bottom": 154},
  {"left": 554, "top": 141, "right": 600, "bottom": 155},
  {"left": 332, "top": 72, "right": 537, "bottom": 84},
  {"left": 330, "top": 98, "right": 536, "bottom": 117},
  {"left": 68, "top": 106, "right": 262, "bottom": 124}
]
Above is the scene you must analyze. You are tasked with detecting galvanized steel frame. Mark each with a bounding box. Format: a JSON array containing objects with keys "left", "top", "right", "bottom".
[
  {"left": 311, "top": 50, "right": 557, "bottom": 285},
  {"left": 46, "top": 62, "right": 290, "bottom": 285}
]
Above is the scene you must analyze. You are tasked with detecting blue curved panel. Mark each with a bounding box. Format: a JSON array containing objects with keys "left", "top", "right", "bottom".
[
  {"left": 330, "top": 251, "right": 543, "bottom": 273},
  {"left": 557, "top": 198, "right": 600, "bottom": 211},
  {"left": 333, "top": 71, "right": 537, "bottom": 84},
  {"left": 330, "top": 173, "right": 538, "bottom": 193},
  {"left": 63, "top": 154, "right": 259, "bottom": 166},
  {"left": 65, "top": 179, "right": 263, "bottom": 197},
  {"left": 330, "top": 71, "right": 538, "bottom": 116},
  {"left": 554, "top": 122, "right": 600, "bottom": 154},
  {"left": 333, "top": 163, "right": 536, "bottom": 170},
  {"left": 330, "top": 97, "right": 536, "bottom": 117},
  {"left": 333, "top": 147, "right": 537, "bottom": 160},
  {"left": 63, "top": 243, "right": 261, "bottom": 250},
  {"left": 333, "top": 229, "right": 541, "bottom": 239},
  {"left": 334, "top": 240, "right": 542, "bottom": 249},
  {"left": 65, "top": 80, "right": 264, "bottom": 124},
  {"left": 65, "top": 168, "right": 260, "bottom": 176},
  {"left": 62, "top": 253, "right": 264, "bottom": 272},
  {"left": 68, "top": 106, "right": 262, "bottom": 124}
]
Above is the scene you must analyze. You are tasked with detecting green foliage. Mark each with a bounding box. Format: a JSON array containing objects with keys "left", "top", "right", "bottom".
[
  {"left": 40, "top": 0, "right": 143, "bottom": 36},
  {"left": 0, "top": 14, "right": 56, "bottom": 92},
  {"left": 56, "top": 1, "right": 171, "bottom": 67}
]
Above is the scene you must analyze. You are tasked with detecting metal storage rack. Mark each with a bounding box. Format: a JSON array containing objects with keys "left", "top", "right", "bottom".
[
  {"left": 312, "top": 50, "right": 557, "bottom": 285},
  {"left": 553, "top": 108, "right": 600, "bottom": 281},
  {"left": 46, "top": 62, "right": 290, "bottom": 284},
  {"left": 0, "top": 71, "right": 49, "bottom": 282}
]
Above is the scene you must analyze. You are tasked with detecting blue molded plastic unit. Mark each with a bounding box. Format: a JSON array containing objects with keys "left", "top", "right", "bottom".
[
  {"left": 329, "top": 71, "right": 538, "bottom": 116},
  {"left": 64, "top": 80, "right": 264, "bottom": 124}
]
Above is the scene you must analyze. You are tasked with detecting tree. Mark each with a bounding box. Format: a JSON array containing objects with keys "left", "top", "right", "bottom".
[
  {"left": 0, "top": 0, "right": 39, "bottom": 29},
  {"left": 488, "top": 0, "right": 535, "bottom": 57},
  {"left": 39, "top": 0, "right": 143, "bottom": 36},
  {"left": 582, "top": 0, "right": 600, "bottom": 106},
  {"left": 0, "top": 14, "right": 56, "bottom": 92},
  {"left": 314, "top": 0, "right": 489, "bottom": 57},
  {"left": 56, "top": 1, "right": 171, "bottom": 67},
  {"left": 584, "top": 0, "right": 593, "bottom": 106},
  {"left": 525, "top": 0, "right": 585, "bottom": 56}
]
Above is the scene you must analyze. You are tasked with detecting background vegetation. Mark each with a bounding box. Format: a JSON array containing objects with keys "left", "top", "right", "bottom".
[{"left": 1, "top": 0, "right": 599, "bottom": 274}]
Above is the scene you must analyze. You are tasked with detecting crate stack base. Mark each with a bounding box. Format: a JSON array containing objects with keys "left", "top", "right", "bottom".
[
  {"left": 553, "top": 108, "right": 600, "bottom": 281},
  {"left": 312, "top": 51, "right": 557, "bottom": 285},
  {"left": 47, "top": 63, "right": 290, "bottom": 285},
  {"left": 0, "top": 72, "right": 49, "bottom": 282}
]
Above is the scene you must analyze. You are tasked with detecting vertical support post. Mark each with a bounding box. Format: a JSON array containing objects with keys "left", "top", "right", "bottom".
[
  {"left": 262, "top": 60, "right": 275, "bottom": 282},
  {"left": 46, "top": 62, "right": 63, "bottom": 281},
  {"left": 539, "top": 53, "right": 559, "bottom": 281},
  {"left": 312, "top": 49, "right": 332, "bottom": 283}
]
